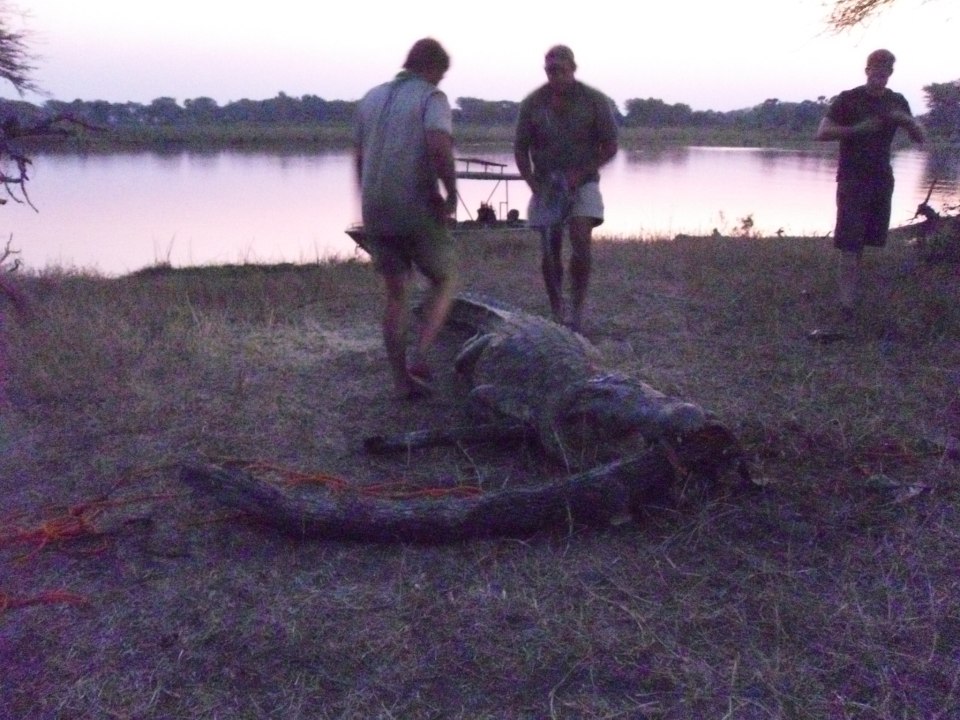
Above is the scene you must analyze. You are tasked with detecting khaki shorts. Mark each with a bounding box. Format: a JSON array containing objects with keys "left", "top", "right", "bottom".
[{"left": 365, "top": 222, "right": 456, "bottom": 282}]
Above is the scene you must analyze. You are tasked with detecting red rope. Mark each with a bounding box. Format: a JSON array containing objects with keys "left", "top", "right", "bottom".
[
  {"left": 0, "top": 590, "right": 88, "bottom": 612},
  {"left": 0, "top": 492, "right": 186, "bottom": 559},
  {"left": 1, "top": 461, "right": 480, "bottom": 615},
  {"left": 231, "top": 459, "right": 482, "bottom": 500}
]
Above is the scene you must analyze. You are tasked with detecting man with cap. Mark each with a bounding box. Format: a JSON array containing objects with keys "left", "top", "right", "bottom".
[
  {"left": 514, "top": 44, "right": 619, "bottom": 332},
  {"left": 816, "top": 48, "right": 924, "bottom": 317}
]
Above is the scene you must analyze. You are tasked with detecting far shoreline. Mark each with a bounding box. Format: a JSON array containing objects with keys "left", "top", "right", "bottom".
[
  {"left": 23, "top": 122, "right": 952, "bottom": 156},
  {"left": 20, "top": 123, "right": 857, "bottom": 154}
]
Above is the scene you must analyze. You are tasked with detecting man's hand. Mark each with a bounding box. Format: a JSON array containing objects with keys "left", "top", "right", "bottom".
[
  {"left": 856, "top": 116, "right": 884, "bottom": 133},
  {"left": 888, "top": 111, "right": 925, "bottom": 143},
  {"left": 430, "top": 192, "right": 457, "bottom": 223},
  {"left": 563, "top": 169, "right": 582, "bottom": 190},
  {"left": 442, "top": 193, "right": 458, "bottom": 218}
]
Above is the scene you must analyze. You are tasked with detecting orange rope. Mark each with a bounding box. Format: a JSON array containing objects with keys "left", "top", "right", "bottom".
[
  {"left": 0, "top": 492, "right": 186, "bottom": 558},
  {"left": 227, "top": 459, "right": 482, "bottom": 500},
  {"left": 0, "top": 468, "right": 220, "bottom": 612},
  {"left": 1, "top": 461, "right": 481, "bottom": 613},
  {"left": 2, "top": 458, "right": 479, "bottom": 567},
  {"left": 238, "top": 460, "right": 352, "bottom": 491},
  {"left": 0, "top": 589, "right": 89, "bottom": 613},
  {"left": 360, "top": 482, "right": 482, "bottom": 500},
  {"left": 0, "top": 510, "right": 101, "bottom": 560}
]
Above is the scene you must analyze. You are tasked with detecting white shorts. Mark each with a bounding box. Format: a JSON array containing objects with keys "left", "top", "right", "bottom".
[{"left": 528, "top": 181, "right": 605, "bottom": 228}]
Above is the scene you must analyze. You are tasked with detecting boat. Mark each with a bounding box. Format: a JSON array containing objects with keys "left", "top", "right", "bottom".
[{"left": 346, "top": 157, "right": 532, "bottom": 252}]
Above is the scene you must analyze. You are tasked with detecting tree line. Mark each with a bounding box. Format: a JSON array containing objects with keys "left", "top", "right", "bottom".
[{"left": 1, "top": 82, "right": 957, "bottom": 139}]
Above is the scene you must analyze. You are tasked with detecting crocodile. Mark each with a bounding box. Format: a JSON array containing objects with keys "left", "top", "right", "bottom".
[
  {"left": 444, "top": 295, "right": 724, "bottom": 472},
  {"left": 181, "top": 295, "right": 747, "bottom": 543},
  {"left": 368, "top": 295, "right": 748, "bottom": 506}
]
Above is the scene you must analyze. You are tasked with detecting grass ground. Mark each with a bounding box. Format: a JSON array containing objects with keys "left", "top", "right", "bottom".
[{"left": 1, "top": 231, "right": 959, "bottom": 719}]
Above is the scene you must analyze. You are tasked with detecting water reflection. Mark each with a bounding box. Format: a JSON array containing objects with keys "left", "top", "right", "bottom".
[
  {"left": 623, "top": 146, "right": 692, "bottom": 165},
  {"left": 5, "top": 146, "right": 959, "bottom": 276},
  {"left": 920, "top": 147, "right": 960, "bottom": 203}
]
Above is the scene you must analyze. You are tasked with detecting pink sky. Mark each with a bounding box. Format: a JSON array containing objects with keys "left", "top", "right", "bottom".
[{"left": 4, "top": 0, "right": 957, "bottom": 114}]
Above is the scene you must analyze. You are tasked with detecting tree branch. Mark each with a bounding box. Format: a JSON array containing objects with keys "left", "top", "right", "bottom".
[
  {"left": 0, "top": 8, "right": 37, "bottom": 96},
  {"left": 0, "top": 112, "right": 100, "bottom": 210},
  {"left": 828, "top": 0, "right": 898, "bottom": 30}
]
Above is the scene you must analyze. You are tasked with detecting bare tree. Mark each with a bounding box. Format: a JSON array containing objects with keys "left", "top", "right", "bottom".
[
  {"left": 0, "top": 2, "right": 35, "bottom": 95},
  {"left": 0, "top": 112, "right": 91, "bottom": 210},
  {"left": 0, "top": 3, "right": 38, "bottom": 208},
  {"left": 0, "top": 5, "right": 95, "bottom": 210},
  {"left": 827, "top": 0, "right": 947, "bottom": 30}
]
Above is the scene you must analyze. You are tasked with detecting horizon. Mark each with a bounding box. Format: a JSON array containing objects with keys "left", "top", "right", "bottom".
[{"left": 6, "top": 90, "right": 855, "bottom": 118}]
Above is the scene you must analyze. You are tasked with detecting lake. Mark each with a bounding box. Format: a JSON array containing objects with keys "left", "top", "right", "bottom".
[{"left": 5, "top": 146, "right": 958, "bottom": 276}]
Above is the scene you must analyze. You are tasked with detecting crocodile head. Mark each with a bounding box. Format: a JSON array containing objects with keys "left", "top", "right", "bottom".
[{"left": 544, "top": 375, "right": 745, "bottom": 490}]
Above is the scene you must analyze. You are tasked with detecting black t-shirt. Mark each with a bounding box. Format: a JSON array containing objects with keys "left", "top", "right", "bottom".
[{"left": 827, "top": 85, "right": 911, "bottom": 182}]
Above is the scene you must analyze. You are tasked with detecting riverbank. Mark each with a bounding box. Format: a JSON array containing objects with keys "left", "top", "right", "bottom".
[
  {"left": 30, "top": 123, "right": 842, "bottom": 154},
  {"left": 3, "top": 233, "right": 959, "bottom": 718},
  {"left": 28, "top": 120, "right": 952, "bottom": 158}
]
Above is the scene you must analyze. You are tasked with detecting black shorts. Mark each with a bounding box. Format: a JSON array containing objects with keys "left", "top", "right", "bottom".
[{"left": 833, "top": 174, "right": 894, "bottom": 252}]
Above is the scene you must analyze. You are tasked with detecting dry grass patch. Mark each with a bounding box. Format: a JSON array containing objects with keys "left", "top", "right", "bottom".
[{"left": 1, "top": 235, "right": 959, "bottom": 718}]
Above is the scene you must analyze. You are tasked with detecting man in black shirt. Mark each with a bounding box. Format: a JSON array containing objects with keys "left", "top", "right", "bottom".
[{"left": 816, "top": 48, "right": 925, "bottom": 314}]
